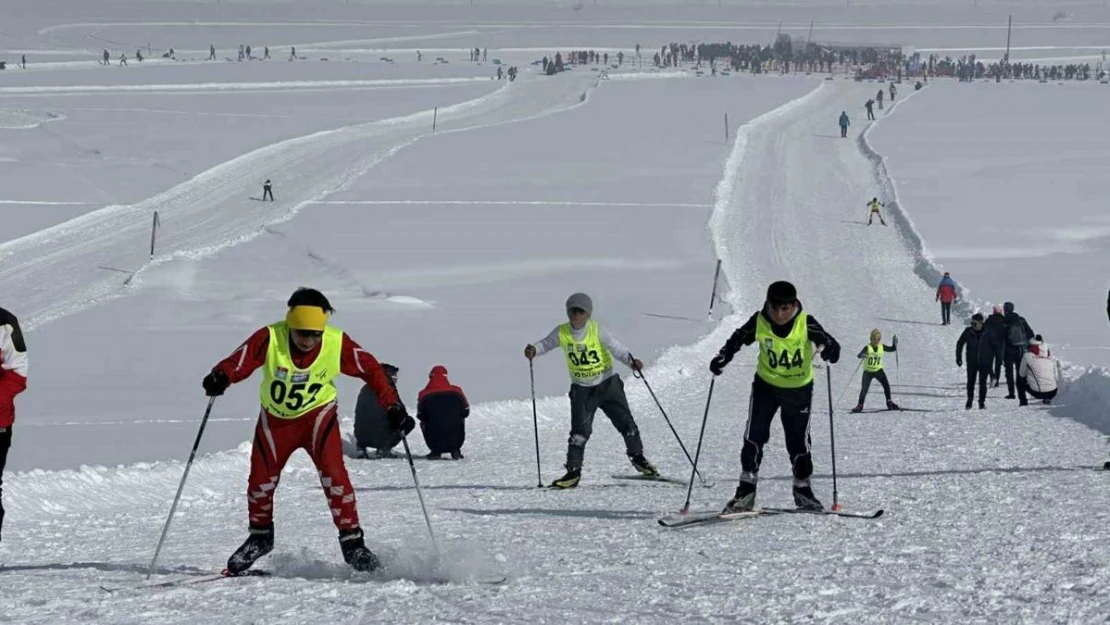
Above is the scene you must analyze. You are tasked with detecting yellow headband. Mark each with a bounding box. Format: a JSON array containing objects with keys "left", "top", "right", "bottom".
[{"left": 286, "top": 305, "right": 328, "bottom": 331}]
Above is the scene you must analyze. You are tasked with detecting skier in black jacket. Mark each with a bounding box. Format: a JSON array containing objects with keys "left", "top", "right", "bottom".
[
  {"left": 956, "top": 313, "right": 1000, "bottom": 409},
  {"left": 709, "top": 280, "right": 840, "bottom": 512}
]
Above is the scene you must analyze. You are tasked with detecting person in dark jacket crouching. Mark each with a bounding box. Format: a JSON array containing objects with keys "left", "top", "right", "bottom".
[
  {"left": 354, "top": 363, "right": 403, "bottom": 458},
  {"left": 418, "top": 365, "right": 470, "bottom": 459}
]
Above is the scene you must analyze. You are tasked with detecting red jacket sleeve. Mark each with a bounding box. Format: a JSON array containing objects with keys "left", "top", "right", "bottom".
[
  {"left": 340, "top": 334, "right": 400, "bottom": 409},
  {"left": 212, "top": 327, "right": 270, "bottom": 384}
]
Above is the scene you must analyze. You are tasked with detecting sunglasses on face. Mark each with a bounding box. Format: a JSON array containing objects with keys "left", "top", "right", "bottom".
[{"left": 292, "top": 329, "right": 323, "bottom": 339}]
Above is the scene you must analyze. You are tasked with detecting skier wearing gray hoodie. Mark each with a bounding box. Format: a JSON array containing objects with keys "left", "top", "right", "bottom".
[{"left": 525, "top": 293, "right": 658, "bottom": 489}]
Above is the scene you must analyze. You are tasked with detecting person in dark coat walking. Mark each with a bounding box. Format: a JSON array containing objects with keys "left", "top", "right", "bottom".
[
  {"left": 865, "top": 99, "right": 875, "bottom": 120},
  {"left": 417, "top": 365, "right": 469, "bottom": 459},
  {"left": 956, "top": 313, "right": 1000, "bottom": 409},
  {"left": 983, "top": 305, "right": 1007, "bottom": 386},
  {"left": 353, "top": 363, "right": 403, "bottom": 458},
  {"left": 1000, "top": 302, "right": 1034, "bottom": 399},
  {"left": 839, "top": 111, "right": 850, "bottom": 137}
]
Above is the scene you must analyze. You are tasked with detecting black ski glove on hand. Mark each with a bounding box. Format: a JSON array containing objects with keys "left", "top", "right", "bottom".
[
  {"left": 202, "top": 370, "right": 230, "bottom": 397},
  {"left": 387, "top": 404, "right": 416, "bottom": 435},
  {"left": 956, "top": 358, "right": 963, "bottom": 368},
  {"left": 709, "top": 353, "right": 731, "bottom": 376},
  {"left": 819, "top": 341, "right": 840, "bottom": 364}
]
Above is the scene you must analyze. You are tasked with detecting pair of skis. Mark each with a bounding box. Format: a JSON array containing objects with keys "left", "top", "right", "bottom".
[
  {"left": 658, "top": 506, "right": 883, "bottom": 528},
  {"left": 101, "top": 567, "right": 507, "bottom": 593}
]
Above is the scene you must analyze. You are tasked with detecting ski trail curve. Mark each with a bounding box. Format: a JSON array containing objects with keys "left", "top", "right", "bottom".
[{"left": 0, "top": 73, "right": 600, "bottom": 330}]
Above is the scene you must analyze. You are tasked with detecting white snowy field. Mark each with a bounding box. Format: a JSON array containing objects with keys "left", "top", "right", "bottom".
[
  {"left": 1, "top": 1, "right": 1110, "bottom": 623},
  {"left": 868, "top": 80, "right": 1110, "bottom": 434}
]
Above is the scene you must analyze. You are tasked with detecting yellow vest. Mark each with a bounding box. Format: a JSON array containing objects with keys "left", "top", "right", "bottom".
[
  {"left": 558, "top": 320, "right": 613, "bottom": 382},
  {"left": 755, "top": 312, "right": 814, "bottom": 388},
  {"left": 868, "top": 200, "right": 881, "bottom": 212},
  {"left": 259, "top": 322, "right": 342, "bottom": 419},
  {"left": 863, "top": 344, "right": 884, "bottom": 373}
]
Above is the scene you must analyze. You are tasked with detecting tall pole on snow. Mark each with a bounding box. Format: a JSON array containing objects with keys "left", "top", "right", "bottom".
[
  {"left": 707, "top": 259, "right": 723, "bottom": 319},
  {"left": 1004, "top": 15, "right": 1012, "bottom": 63}
]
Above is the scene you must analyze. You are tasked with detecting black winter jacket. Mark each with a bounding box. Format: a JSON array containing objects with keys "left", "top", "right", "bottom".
[{"left": 956, "top": 326, "right": 999, "bottom": 370}]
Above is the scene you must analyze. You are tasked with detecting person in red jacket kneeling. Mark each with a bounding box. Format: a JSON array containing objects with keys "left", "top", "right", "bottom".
[
  {"left": 201, "top": 287, "right": 414, "bottom": 574},
  {"left": 417, "top": 365, "right": 469, "bottom": 460}
]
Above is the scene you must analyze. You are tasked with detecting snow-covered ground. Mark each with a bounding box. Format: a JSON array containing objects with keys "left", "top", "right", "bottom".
[{"left": 1, "top": 2, "right": 1109, "bottom": 623}]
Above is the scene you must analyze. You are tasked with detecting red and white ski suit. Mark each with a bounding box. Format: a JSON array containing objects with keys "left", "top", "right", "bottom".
[{"left": 211, "top": 327, "right": 399, "bottom": 531}]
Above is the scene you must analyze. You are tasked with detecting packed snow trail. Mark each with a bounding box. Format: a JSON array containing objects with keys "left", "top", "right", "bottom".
[
  {"left": 2, "top": 80, "right": 1108, "bottom": 623},
  {"left": 0, "top": 72, "right": 599, "bottom": 330}
]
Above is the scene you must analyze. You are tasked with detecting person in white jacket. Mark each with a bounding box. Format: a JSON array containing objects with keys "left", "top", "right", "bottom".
[{"left": 1017, "top": 334, "right": 1059, "bottom": 405}]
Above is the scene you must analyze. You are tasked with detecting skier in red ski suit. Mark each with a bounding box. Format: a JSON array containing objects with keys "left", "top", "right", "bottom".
[{"left": 202, "top": 287, "right": 414, "bottom": 574}]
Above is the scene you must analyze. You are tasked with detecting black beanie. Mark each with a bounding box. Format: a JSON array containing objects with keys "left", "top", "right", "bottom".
[{"left": 766, "top": 281, "right": 797, "bottom": 304}]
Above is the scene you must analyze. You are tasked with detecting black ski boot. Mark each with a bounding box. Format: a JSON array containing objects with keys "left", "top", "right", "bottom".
[
  {"left": 227, "top": 523, "right": 274, "bottom": 575},
  {"left": 792, "top": 479, "right": 824, "bottom": 511},
  {"left": 886, "top": 399, "right": 900, "bottom": 410},
  {"left": 339, "top": 527, "right": 381, "bottom": 572},
  {"left": 965, "top": 398, "right": 972, "bottom": 410},
  {"left": 628, "top": 453, "right": 659, "bottom": 477},
  {"left": 550, "top": 466, "right": 581, "bottom": 489},
  {"left": 723, "top": 479, "right": 757, "bottom": 513}
]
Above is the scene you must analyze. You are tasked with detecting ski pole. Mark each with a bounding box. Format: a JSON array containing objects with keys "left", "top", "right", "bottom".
[
  {"left": 400, "top": 434, "right": 441, "bottom": 558},
  {"left": 146, "top": 397, "right": 216, "bottom": 579},
  {"left": 832, "top": 357, "right": 863, "bottom": 410},
  {"left": 529, "top": 360, "right": 542, "bottom": 488},
  {"left": 681, "top": 378, "right": 715, "bottom": 514},
  {"left": 633, "top": 368, "right": 708, "bottom": 486},
  {"left": 826, "top": 365, "right": 840, "bottom": 511},
  {"left": 707, "top": 259, "right": 722, "bottom": 319},
  {"left": 894, "top": 336, "right": 901, "bottom": 388}
]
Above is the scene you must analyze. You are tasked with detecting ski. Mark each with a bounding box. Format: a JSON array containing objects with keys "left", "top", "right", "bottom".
[
  {"left": 612, "top": 473, "right": 687, "bottom": 486},
  {"left": 657, "top": 508, "right": 779, "bottom": 528},
  {"left": 99, "top": 569, "right": 271, "bottom": 593},
  {"left": 760, "top": 506, "right": 883, "bottom": 519}
]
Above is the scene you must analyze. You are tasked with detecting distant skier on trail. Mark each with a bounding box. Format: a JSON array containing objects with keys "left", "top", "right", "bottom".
[
  {"left": 839, "top": 111, "right": 850, "bottom": 138},
  {"left": 709, "top": 281, "right": 841, "bottom": 512},
  {"left": 866, "top": 197, "right": 886, "bottom": 226},
  {"left": 1017, "top": 335, "right": 1058, "bottom": 405},
  {"left": 850, "top": 329, "right": 899, "bottom": 413},
  {"left": 201, "top": 287, "right": 412, "bottom": 574},
  {"left": 524, "top": 293, "right": 659, "bottom": 489},
  {"left": 865, "top": 99, "right": 875, "bottom": 120},
  {"left": 0, "top": 306, "right": 28, "bottom": 544},
  {"left": 935, "top": 272, "right": 958, "bottom": 325},
  {"left": 956, "top": 313, "right": 998, "bottom": 410},
  {"left": 262, "top": 179, "right": 274, "bottom": 201}
]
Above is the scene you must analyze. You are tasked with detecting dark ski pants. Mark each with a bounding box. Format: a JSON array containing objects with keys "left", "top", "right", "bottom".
[
  {"left": 741, "top": 377, "right": 814, "bottom": 481},
  {"left": 1017, "top": 377, "right": 1057, "bottom": 404},
  {"left": 940, "top": 302, "right": 952, "bottom": 325},
  {"left": 0, "top": 427, "right": 10, "bottom": 541},
  {"left": 857, "top": 369, "right": 891, "bottom": 406},
  {"left": 966, "top": 365, "right": 988, "bottom": 404},
  {"left": 1003, "top": 348, "right": 1022, "bottom": 396},
  {"left": 840, "top": 124, "right": 848, "bottom": 138},
  {"left": 566, "top": 375, "right": 643, "bottom": 470},
  {"left": 263, "top": 188, "right": 274, "bottom": 201}
]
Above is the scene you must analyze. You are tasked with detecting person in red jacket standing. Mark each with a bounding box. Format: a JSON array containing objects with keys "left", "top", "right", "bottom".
[
  {"left": 0, "top": 306, "right": 28, "bottom": 544},
  {"left": 417, "top": 365, "right": 469, "bottom": 460},
  {"left": 935, "top": 272, "right": 958, "bottom": 325},
  {"left": 201, "top": 287, "right": 414, "bottom": 574}
]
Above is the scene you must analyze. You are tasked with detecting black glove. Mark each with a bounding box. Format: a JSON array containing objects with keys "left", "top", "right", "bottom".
[
  {"left": 819, "top": 341, "right": 840, "bottom": 364},
  {"left": 202, "top": 369, "right": 230, "bottom": 397},
  {"left": 709, "top": 353, "right": 731, "bottom": 376},
  {"left": 387, "top": 404, "right": 415, "bottom": 435},
  {"left": 956, "top": 358, "right": 963, "bottom": 368}
]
